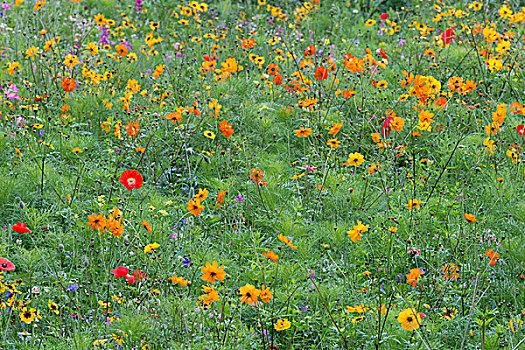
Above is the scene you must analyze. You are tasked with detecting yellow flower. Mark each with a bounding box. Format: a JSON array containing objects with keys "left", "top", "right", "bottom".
[
  {"left": 25, "top": 46, "right": 40, "bottom": 59},
  {"left": 204, "top": 130, "right": 216, "bottom": 139},
  {"left": 327, "top": 138, "right": 341, "bottom": 148},
  {"left": 406, "top": 199, "right": 423, "bottom": 210},
  {"left": 274, "top": 318, "right": 291, "bottom": 331},
  {"left": 346, "top": 152, "right": 365, "bottom": 167},
  {"left": 86, "top": 42, "right": 99, "bottom": 55},
  {"left": 469, "top": 1, "right": 482, "bottom": 11},
  {"left": 397, "top": 308, "right": 422, "bottom": 331},
  {"left": 144, "top": 242, "right": 160, "bottom": 254},
  {"left": 365, "top": 19, "right": 376, "bottom": 26},
  {"left": 439, "top": 307, "right": 458, "bottom": 320},
  {"left": 239, "top": 283, "right": 260, "bottom": 305},
  {"left": 347, "top": 220, "right": 369, "bottom": 243},
  {"left": 509, "top": 318, "right": 524, "bottom": 332},
  {"left": 63, "top": 54, "right": 79, "bottom": 70},
  {"left": 19, "top": 307, "right": 37, "bottom": 324}
]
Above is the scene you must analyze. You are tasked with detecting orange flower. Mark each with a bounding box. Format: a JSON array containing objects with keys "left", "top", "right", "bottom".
[
  {"left": 278, "top": 233, "right": 297, "bottom": 250},
  {"left": 239, "top": 284, "right": 260, "bottom": 305},
  {"left": 406, "top": 268, "right": 424, "bottom": 287},
  {"left": 187, "top": 199, "right": 204, "bottom": 216},
  {"left": 342, "top": 89, "right": 357, "bottom": 99},
  {"left": 343, "top": 56, "right": 364, "bottom": 73},
  {"left": 115, "top": 44, "right": 129, "bottom": 57},
  {"left": 125, "top": 120, "right": 140, "bottom": 137},
  {"left": 262, "top": 250, "right": 279, "bottom": 262},
  {"left": 441, "top": 262, "right": 459, "bottom": 280},
  {"left": 463, "top": 213, "right": 477, "bottom": 223},
  {"left": 217, "top": 190, "right": 227, "bottom": 204},
  {"left": 86, "top": 213, "right": 106, "bottom": 231},
  {"left": 240, "top": 37, "right": 255, "bottom": 49},
  {"left": 218, "top": 119, "right": 234, "bottom": 138},
  {"left": 141, "top": 220, "right": 152, "bottom": 234},
  {"left": 201, "top": 261, "right": 226, "bottom": 283},
  {"left": 168, "top": 274, "right": 189, "bottom": 287},
  {"left": 293, "top": 126, "right": 312, "bottom": 137},
  {"left": 194, "top": 188, "right": 209, "bottom": 203},
  {"left": 249, "top": 168, "right": 268, "bottom": 187},
  {"left": 485, "top": 249, "right": 500, "bottom": 266},
  {"left": 328, "top": 121, "right": 343, "bottom": 136}
]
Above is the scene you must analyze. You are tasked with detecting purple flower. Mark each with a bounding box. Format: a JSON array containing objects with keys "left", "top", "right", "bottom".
[
  {"left": 135, "top": 0, "right": 143, "bottom": 12},
  {"left": 182, "top": 257, "right": 191, "bottom": 268},
  {"left": 67, "top": 283, "right": 79, "bottom": 292},
  {"left": 234, "top": 194, "right": 244, "bottom": 202}
]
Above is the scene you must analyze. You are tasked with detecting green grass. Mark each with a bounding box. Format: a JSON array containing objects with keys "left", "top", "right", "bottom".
[{"left": 1, "top": 0, "right": 525, "bottom": 349}]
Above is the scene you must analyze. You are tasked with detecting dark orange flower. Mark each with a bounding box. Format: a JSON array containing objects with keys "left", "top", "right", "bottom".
[
  {"left": 61, "top": 77, "right": 76, "bottom": 92},
  {"left": 463, "top": 213, "right": 477, "bottom": 223},
  {"left": 304, "top": 44, "right": 316, "bottom": 58},
  {"left": 314, "top": 66, "right": 328, "bottom": 81},
  {"left": 267, "top": 63, "right": 279, "bottom": 76},
  {"left": 218, "top": 119, "right": 234, "bottom": 138},
  {"left": 485, "top": 249, "right": 500, "bottom": 266},
  {"left": 217, "top": 190, "right": 227, "bottom": 204},
  {"left": 250, "top": 168, "right": 268, "bottom": 187},
  {"left": 262, "top": 250, "right": 279, "bottom": 262}
]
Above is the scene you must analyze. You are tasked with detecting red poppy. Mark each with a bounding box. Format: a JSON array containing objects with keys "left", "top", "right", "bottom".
[
  {"left": 61, "top": 77, "right": 76, "bottom": 92},
  {"left": 382, "top": 118, "right": 393, "bottom": 138},
  {"left": 377, "top": 48, "right": 388, "bottom": 60},
  {"left": 0, "top": 257, "right": 15, "bottom": 271},
  {"left": 132, "top": 270, "right": 146, "bottom": 281},
  {"left": 442, "top": 28, "right": 456, "bottom": 44},
  {"left": 11, "top": 222, "right": 32, "bottom": 234},
  {"left": 125, "top": 275, "right": 136, "bottom": 284},
  {"left": 35, "top": 94, "right": 48, "bottom": 102},
  {"left": 110, "top": 266, "right": 129, "bottom": 278},
  {"left": 517, "top": 125, "right": 525, "bottom": 135},
  {"left": 203, "top": 53, "right": 218, "bottom": 62},
  {"left": 119, "top": 170, "right": 143, "bottom": 191},
  {"left": 380, "top": 13, "right": 388, "bottom": 20}
]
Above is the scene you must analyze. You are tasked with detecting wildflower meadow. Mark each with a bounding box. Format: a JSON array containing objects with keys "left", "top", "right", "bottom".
[{"left": 1, "top": 0, "right": 525, "bottom": 349}]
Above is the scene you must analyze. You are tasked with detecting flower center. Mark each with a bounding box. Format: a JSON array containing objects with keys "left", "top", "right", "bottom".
[
  {"left": 127, "top": 178, "right": 136, "bottom": 185},
  {"left": 407, "top": 317, "right": 413, "bottom": 322}
]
